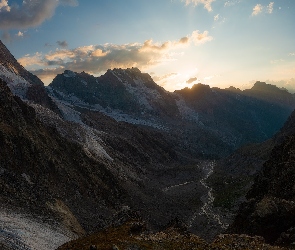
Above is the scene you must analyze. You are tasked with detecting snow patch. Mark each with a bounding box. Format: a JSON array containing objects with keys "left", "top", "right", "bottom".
[
  {"left": 29, "top": 102, "right": 113, "bottom": 161},
  {"left": 0, "top": 210, "right": 74, "bottom": 250},
  {"left": 82, "top": 126, "right": 113, "bottom": 161},
  {"left": 176, "top": 96, "right": 199, "bottom": 122},
  {"left": 112, "top": 70, "right": 163, "bottom": 111},
  {"left": 0, "top": 64, "right": 31, "bottom": 98},
  {"left": 47, "top": 86, "right": 166, "bottom": 130}
]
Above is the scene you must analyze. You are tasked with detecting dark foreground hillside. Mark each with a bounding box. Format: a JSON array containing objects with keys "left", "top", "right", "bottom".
[
  {"left": 229, "top": 109, "right": 295, "bottom": 246},
  {"left": 0, "top": 78, "right": 124, "bottom": 235},
  {"left": 57, "top": 220, "right": 288, "bottom": 250}
]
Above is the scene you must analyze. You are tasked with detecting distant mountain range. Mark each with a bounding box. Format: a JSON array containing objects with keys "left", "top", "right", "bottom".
[
  {"left": 48, "top": 66, "right": 295, "bottom": 158},
  {"left": 1, "top": 39, "right": 295, "bottom": 249}
]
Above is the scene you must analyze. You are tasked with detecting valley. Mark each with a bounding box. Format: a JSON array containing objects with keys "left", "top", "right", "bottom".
[{"left": 1, "top": 39, "right": 295, "bottom": 249}]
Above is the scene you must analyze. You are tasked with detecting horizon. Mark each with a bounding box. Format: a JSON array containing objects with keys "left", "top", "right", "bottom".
[
  {"left": 0, "top": 0, "right": 294, "bottom": 92},
  {"left": 40, "top": 66, "right": 295, "bottom": 94}
]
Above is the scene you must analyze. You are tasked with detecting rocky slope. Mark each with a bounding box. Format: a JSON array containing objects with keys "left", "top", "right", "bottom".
[
  {"left": 0, "top": 41, "right": 43, "bottom": 86},
  {"left": 49, "top": 68, "right": 294, "bottom": 158},
  {"left": 0, "top": 78, "right": 126, "bottom": 233},
  {"left": 228, "top": 108, "right": 295, "bottom": 246},
  {"left": 0, "top": 40, "right": 59, "bottom": 113},
  {"left": 208, "top": 102, "right": 295, "bottom": 214},
  {"left": 57, "top": 220, "right": 287, "bottom": 250},
  {"left": 0, "top": 76, "right": 214, "bottom": 248},
  {"left": 2, "top": 38, "right": 295, "bottom": 249},
  {"left": 207, "top": 106, "right": 295, "bottom": 239}
]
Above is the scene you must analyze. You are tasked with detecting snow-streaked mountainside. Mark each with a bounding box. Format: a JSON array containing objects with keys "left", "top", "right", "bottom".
[
  {"left": 48, "top": 67, "right": 295, "bottom": 157},
  {"left": 0, "top": 209, "right": 74, "bottom": 250},
  {"left": 0, "top": 64, "right": 31, "bottom": 98},
  {"left": 0, "top": 41, "right": 43, "bottom": 86},
  {"left": 2, "top": 39, "right": 295, "bottom": 249}
]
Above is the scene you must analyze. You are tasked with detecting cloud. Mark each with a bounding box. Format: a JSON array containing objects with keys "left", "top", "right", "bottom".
[
  {"left": 0, "top": 0, "right": 10, "bottom": 12},
  {"left": 1, "top": 30, "right": 26, "bottom": 43},
  {"left": 252, "top": 2, "right": 274, "bottom": 16},
  {"left": 289, "top": 53, "right": 295, "bottom": 56},
  {"left": 179, "top": 36, "right": 189, "bottom": 44},
  {"left": 19, "top": 30, "right": 213, "bottom": 82},
  {"left": 204, "top": 75, "right": 214, "bottom": 81},
  {"left": 186, "top": 77, "right": 199, "bottom": 84},
  {"left": 252, "top": 4, "right": 263, "bottom": 16},
  {"left": 18, "top": 52, "right": 44, "bottom": 67},
  {"left": 182, "top": 0, "right": 215, "bottom": 12},
  {"left": 0, "top": 0, "right": 78, "bottom": 29},
  {"left": 45, "top": 43, "right": 54, "bottom": 47},
  {"left": 17, "top": 31, "right": 24, "bottom": 37},
  {"left": 191, "top": 30, "right": 213, "bottom": 45},
  {"left": 270, "top": 59, "right": 284, "bottom": 64},
  {"left": 153, "top": 73, "right": 178, "bottom": 82},
  {"left": 57, "top": 40, "right": 68, "bottom": 48},
  {"left": 224, "top": 0, "right": 241, "bottom": 7},
  {"left": 1, "top": 31, "right": 12, "bottom": 43},
  {"left": 267, "top": 2, "right": 274, "bottom": 14}
]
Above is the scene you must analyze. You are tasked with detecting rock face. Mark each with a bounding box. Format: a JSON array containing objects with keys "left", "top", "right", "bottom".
[
  {"left": 229, "top": 108, "right": 295, "bottom": 245},
  {"left": 243, "top": 81, "right": 295, "bottom": 108},
  {"left": 0, "top": 78, "right": 124, "bottom": 234},
  {"left": 2, "top": 38, "right": 295, "bottom": 249},
  {"left": 0, "top": 40, "right": 59, "bottom": 113},
  {"left": 0, "top": 40, "right": 43, "bottom": 86},
  {"left": 49, "top": 69, "right": 295, "bottom": 158},
  {"left": 209, "top": 106, "right": 295, "bottom": 239}
]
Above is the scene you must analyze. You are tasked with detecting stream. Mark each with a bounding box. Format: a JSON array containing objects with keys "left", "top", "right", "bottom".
[{"left": 187, "top": 161, "right": 229, "bottom": 231}]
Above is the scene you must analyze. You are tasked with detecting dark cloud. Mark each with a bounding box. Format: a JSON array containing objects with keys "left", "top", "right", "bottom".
[
  {"left": 179, "top": 37, "right": 189, "bottom": 44},
  {"left": 186, "top": 77, "right": 199, "bottom": 84},
  {"left": 57, "top": 40, "right": 68, "bottom": 48},
  {"left": 1, "top": 31, "right": 12, "bottom": 43},
  {"left": 44, "top": 43, "right": 54, "bottom": 47},
  {"left": 0, "top": 0, "right": 78, "bottom": 29},
  {"left": 1, "top": 30, "right": 27, "bottom": 43}
]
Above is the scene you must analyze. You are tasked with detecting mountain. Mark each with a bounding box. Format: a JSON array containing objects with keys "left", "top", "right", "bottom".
[
  {"left": 0, "top": 40, "right": 60, "bottom": 113},
  {"left": 176, "top": 83, "right": 294, "bottom": 147},
  {"left": 0, "top": 77, "right": 126, "bottom": 241},
  {"left": 228, "top": 108, "right": 295, "bottom": 246},
  {"left": 48, "top": 69, "right": 294, "bottom": 158},
  {"left": 1, "top": 39, "right": 295, "bottom": 249},
  {"left": 0, "top": 41, "right": 43, "bottom": 86},
  {"left": 0, "top": 43, "right": 212, "bottom": 247},
  {"left": 243, "top": 81, "right": 295, "bottom": 108}
]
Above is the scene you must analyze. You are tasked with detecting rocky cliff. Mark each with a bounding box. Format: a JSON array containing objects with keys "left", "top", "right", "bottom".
[
  {"left": 228, "top": 108, "right": 295, "bottom": 246},
  {"left": 0, "top": 40, "right": 59, "bottom": 113},
  {"left": 49, "top": 69, "right": 294, "bottom": 158}
]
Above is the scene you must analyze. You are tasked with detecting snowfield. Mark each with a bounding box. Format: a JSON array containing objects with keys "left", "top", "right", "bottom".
[
  {"left": 0, "top": 64, "right": 31, "bottom": 99},
  {"left": 0, "top": 210, "right": 74, "bottom": 250}
]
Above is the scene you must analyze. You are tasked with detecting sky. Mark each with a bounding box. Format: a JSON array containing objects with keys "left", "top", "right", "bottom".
[{"left": 0, "top": 0, "right": 295, "bottom": 92}]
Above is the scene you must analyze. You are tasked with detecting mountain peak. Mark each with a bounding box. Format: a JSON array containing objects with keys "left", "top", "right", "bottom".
[
  {"left": 63, "top": 70, "right": 76, "bottom": 77},
  {"left": 251, "top": 81, "right": 289, "bottom": 94},
  {"left": 0, "top": 40, "right": 44, "bottom": 86}
]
